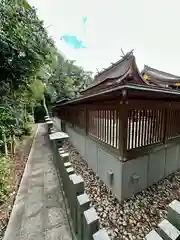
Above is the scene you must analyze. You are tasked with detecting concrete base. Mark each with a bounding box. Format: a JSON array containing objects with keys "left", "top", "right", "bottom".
[{"left": 54, "top": 118, "right": 180, "bottom": 202}]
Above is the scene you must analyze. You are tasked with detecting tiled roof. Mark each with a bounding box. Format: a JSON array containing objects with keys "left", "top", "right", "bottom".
[{"left": 142, "top": 65, "right": 180, "bottom": 83}]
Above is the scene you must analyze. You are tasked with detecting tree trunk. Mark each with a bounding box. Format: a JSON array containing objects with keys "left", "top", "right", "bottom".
[
  {"left": 12, "top": 134, "right": 16, "bottom": 155},
  {"left": 43, "top": 96, "right": 49, "bottom": 116},
  {"left": 10, "top": 135, "right": 12, "bottom": 154},
  {"left": 31, "top": 105, "right": 34, "bottom": 123},
  {"left": 2, "top": 132, "right": 8, "bottom": 156},
  {"left": 24, "top": 104, "right": 27, "bottom": 123}
]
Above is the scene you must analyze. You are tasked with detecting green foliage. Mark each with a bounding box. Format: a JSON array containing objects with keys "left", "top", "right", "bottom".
[
  {"left": 34, "top": 104, "right": 46, "bottom": 123},
  {"left": 0, "top": 0, "right": 54, "bottom": 155},
  {"left": 27, "top": 114, "right": 34, "bottom": 123},
  {"left": 29, "top": 79, "right": 45, "bottom": 102},
  {"left": 0, "top": 155, "right": 10, "bottom": 203},
  {"left": 43, "top": 50, "right": 93, "bottom": 103},
  {"left": 0, "top": 0, "right": 93, "bottom": 153},
  {"left": 21, "top": 123, "right": 32, "bottom": 136},
  {"left": 0, "top": 0, "right": 53, "bottom": 98}
]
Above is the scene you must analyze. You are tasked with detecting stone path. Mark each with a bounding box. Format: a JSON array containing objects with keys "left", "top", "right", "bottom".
[{"left": 3, "top": 123, "right": 72, "bottom": 240}]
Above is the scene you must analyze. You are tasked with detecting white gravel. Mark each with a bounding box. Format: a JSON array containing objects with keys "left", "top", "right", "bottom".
[{"left": 67, "top": 144, "right": 180, "bottom": 240}]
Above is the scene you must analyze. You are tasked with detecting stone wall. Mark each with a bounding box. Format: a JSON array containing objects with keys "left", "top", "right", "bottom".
[{"left": 48, "top": 124, "right": 110, "bottom": 240}]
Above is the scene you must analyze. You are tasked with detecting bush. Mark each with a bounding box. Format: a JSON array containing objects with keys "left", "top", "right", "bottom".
[
  {"left": 27, "top": 114, "right": 34, "bottom": 123},
  {"left": 14, "top": 128, "right": 23, "bottom": 138},
  {"left": 21, "top": 124, "right": 32, "bottom": 136},
  {"left": 34, "top": 104, "right": 46, "bottom": 123},
  {"left": 0, "top": 156, "right": 10, "bottom": 204}
]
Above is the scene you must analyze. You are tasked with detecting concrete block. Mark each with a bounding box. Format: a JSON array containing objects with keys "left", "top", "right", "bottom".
[
  {"left": 63, "top": 167, "right": 75, "bottom": 196},
  {"left": 66, "top": 167, "right": 75, "bottom": 175},
  {"left": 69, "top": 175, "right": 84, "bottom": 233},
  {"left": 64, "top": 162, "right": 72, "bottom": 168},
  {"left": 148, "top": 149, "right": 166, "bottom": 186},
  {"left": 165, "top": 145, "right": 179, "bottom": 177},
  {"left": 71, "top": 127, "right": 86, "bottom": 158},
  {"left": 168, "top": 200, "right": 180, "bottom": 230},
  {"left": 157, "top": 219, "right": 180, "bottom": 240},
  {"left": 84, "top": 207, "right": 99, "bottom": 240},
  {"left": 145, "top": 230, "right": 163, "bottom": 240},
  {"left": 60, "top": 152, "right": 70, "bottom": 163},
  {"left": 69, "top": 174, "right": 84, "bottom": 196},
  {"left": 77, "top": 193, "right": 90, "bottom": 240},
  {"left": 97, "top": 147, "right": 123, "bottom": 201},
  {"left": 58, "top": 149, "right": 66, "bottom": 155},
  {"left": 85, "top": 137, "right": 98, "bottom": 172},
  {"left": 57, "top": 152, "right": 69, "bottom": 173},
  {"left": 47, "top": 120, "right": 53, "bottom": 124},
  {"left": 45, "top": 117, "right": 51, "bottom": 122},
  {"left": 47, "top": 120, "right": 53, "bottom": 133},
  {"left": 121, "top": 155, "right": 148, "bottom": 200},
  {"left": 60, "top": 162, "right": 72, "bottom": 182},
  {"left": 51, "top": 140, "right": 59, "bottom": 168},
  {"left": 59, "top": 147, "right": 64, "bottom": 152},
  {"left": 49, "top": 131, "right": 69, "bottom": 141},
  {"left": 93, "top": 229, "right": 110, "bottom": 240},
  {"left": 77, "top": 193, "right": 90, "bottom": 209}
]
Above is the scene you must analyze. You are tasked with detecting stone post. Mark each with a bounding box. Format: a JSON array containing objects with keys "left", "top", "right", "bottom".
[
  {"left": 77, "top": 193, "right": 90, "bottom": 240},
  {"left": 156, "top": 219, "right": 180, "bottom": 240},
  {"left": 63, "top": 166, "right": 75, "bottom": 197},
  {"left": 45, "top": 115, "right": 50, "bottom": 121},
  {"left": 145, "top": 230, "right": 163, "bottom": 240},
  {"left": 168, "top": 200, "right": 180, "bottom": 230},
  {"left": 62, "top": 162, "right": 73, "bottom": 183},
  {"left": 47, "top": 120, "right": 53, "bottom": 134},
  {"left": 83, "top": 207, "right": 99, "bottom": 240},
  {"left": 69, "top": 174, "right": 84, "bottom": 233},
  {"left": 93, "top": 229, "right": 110, "bottom": 240},
  {"left": 60, "top": 152, "right": 70, "bottom": 163},
  {"left": 59, "top": 152, "right": 70, "bottom": 177}
]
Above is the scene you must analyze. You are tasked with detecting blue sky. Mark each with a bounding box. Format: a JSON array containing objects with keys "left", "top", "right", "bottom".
[{"left": 28, "top": 0, "right": 180, "bottom": 75}]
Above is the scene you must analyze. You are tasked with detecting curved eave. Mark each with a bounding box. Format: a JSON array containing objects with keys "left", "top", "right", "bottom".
[
  {"left": 81, "top": 53, "right": 134, "bottom": 94},
  {"left": 130, "top": 57, "right": 150, "bottom": 85},
  {"left": 81, "top": 55, "right": 147, "bottom": 95},
  {"left": 142, "top": 66, "right": 180, "bottom": 83},
  {"left": 54, "top": 84, "right": 180, "bottom": 109}
]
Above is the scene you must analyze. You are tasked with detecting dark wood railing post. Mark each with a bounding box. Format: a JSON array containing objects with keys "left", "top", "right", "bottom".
[
  {"left": 119, "top": 90, "right": 128, "bottom": 161},
  {"left": 119, "top": 103, "right": 128, "bottom": 161},
  {"left": 85, "top": 107, "right": 89, "bottom": 135},
  {"left": 163, "top": 103, "right": 170, "bottom": 144}
]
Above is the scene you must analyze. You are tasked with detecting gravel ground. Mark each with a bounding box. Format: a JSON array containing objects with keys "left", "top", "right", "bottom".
[{"left": 67, "top": 144, "right": 180, "bottom": 240}]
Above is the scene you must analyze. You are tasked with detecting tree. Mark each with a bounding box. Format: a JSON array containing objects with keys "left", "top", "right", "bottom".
[
  {"left": 29, "top": 79, "right": 49, "bottom": 116},
  {"left": 0, "top": 0, "right": 54, "bottom": 155},
  {"left": 0, "top": 0, "right": 54, "bottom": 99},
  {"left": 45, "top": 49, "right": 93, "bottom": 102},
  {"left": 0, "top": 0, "right": 92, "bottom": 156}
]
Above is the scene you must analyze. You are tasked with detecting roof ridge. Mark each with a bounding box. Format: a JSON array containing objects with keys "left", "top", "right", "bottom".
[
  {"left": 95, "top": 50, "right": 134, "bottom": 78},
  {"left": 144, "top": 65, "right": 180, "bottom": 79}
]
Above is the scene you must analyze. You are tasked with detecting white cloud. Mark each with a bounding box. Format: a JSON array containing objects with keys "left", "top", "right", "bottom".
[{"left": 28, "top": 0, "right": 180, "bottom": 76}]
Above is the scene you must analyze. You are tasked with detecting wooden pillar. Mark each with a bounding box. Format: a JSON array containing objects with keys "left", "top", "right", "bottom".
[
  {"left": 118, "top": 89, "right": 128, "bottom": 161},
  {"left": 163, "top": 102, "right": 170, "bottom": 144},
  {"left": 85, "top": 107, "right": 89, "bottom": 135}
]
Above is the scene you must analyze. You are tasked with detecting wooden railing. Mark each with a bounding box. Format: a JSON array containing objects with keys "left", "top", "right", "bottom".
[
  {"left": 88, "top": 109, "right": 119, "bottom": 149},
  {"left": 56, "top": 100, "right": 180, "bottom": 160}
]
